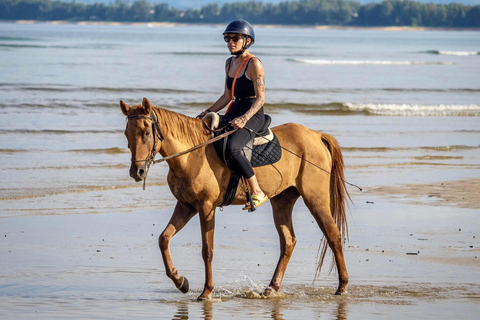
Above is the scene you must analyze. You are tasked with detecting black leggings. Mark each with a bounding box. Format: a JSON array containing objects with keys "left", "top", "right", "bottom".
[{"left": 224, "top": 107, "right": 265, "bottom": 179}]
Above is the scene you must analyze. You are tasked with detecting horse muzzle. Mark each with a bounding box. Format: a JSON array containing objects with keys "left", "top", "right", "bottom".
[{"left": 130, "top": 162, "right": 148, "bottom": 182}]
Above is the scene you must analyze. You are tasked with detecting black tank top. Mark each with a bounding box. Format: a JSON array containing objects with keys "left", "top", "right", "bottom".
[{"left": 226, "top": 57, "right": 256, "bottom": 99}]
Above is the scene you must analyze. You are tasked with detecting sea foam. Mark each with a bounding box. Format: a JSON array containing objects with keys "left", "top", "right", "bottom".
[
  {"left": 344, "top": 103, "right": 480, "bottom": 116},
  {"left": 290, "top": 58, "right": 454, "bottom": 65}
]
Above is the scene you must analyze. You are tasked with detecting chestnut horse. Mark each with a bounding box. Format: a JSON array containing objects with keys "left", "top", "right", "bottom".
[{"left": 121, "top": 98, "right": 350, "bottom": 300}]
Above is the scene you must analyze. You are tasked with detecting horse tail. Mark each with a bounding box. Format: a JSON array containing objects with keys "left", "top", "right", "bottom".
[{"left": 315, "top": 133, "right": 351, "bottom": 280}]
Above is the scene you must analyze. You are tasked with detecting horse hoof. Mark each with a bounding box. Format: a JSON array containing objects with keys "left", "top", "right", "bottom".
[
  {"left": 197, "top": 293, "right": 213, "bottom": 301},
  {"left": 176, "top": 276, "right": 189, "bottom": 294},
  {"left": 263, "top": 286, "right": 276, "bottom": 297},
  {"left": 335, "top": 289, "right": 347, "bottom": 295}
]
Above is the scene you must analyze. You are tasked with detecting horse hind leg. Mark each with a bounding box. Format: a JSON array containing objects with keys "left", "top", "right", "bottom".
[
  {"left": 159, "top": 201, "right": 197, "bottom": 293},
  {"left": 303, "top": 195, "right": 349, "bottom": 295},
  {"left": 265, "top": 187, "right": 300, "bottom": 296}
]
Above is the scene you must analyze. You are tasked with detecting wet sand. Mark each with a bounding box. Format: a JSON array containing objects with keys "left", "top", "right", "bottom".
[
  {"left": 368, "top": 178, "right": 480, "bottom": 209},
  {"left": 1, "top": 186, "right": 479, "bottom": 319}
]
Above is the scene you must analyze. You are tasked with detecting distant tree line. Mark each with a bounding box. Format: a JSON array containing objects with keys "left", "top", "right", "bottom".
[{"left": 1, "top": 0, "right": 479, "bottom": 28}]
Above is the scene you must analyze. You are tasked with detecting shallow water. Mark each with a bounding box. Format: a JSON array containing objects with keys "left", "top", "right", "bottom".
[
  {"left": 0, "top": 22, "right": 479, "bottom": 318},
  {"left": 1, "top": 201, "right": 479, "bottom": 319}
]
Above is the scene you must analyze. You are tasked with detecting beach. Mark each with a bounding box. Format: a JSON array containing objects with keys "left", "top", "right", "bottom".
[
  {"left": 1, "top": 22, "right": 479, "bottom": 318},
  {"left": 1, "top": 186, "right": 478, "bottom": 319}
]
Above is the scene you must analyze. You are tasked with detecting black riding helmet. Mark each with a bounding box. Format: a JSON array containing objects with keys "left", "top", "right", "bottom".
[{"left": 223, "top": 19, "right": 255, "bottom": 56}]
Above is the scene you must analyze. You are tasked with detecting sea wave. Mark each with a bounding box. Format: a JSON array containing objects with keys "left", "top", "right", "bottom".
[
  {"left": 70, "top": 147, "right": 129, "bottom": 154},
  {"left": 426, "top": 50, "right": 479, "bottom": 56},
  {"left": 0, "top": 43, "right": 121, "bottom": 50},
  {"left": 0, "top": 129, "right": 123, "bottom": 135},
  {"left": 344, "top": 103, "right": 480, "bottom": 116},
  {"left": 267, "top": 102, "right": 480, "bottom": 116},
  {"left": 343, "top": 145, "right": 480, "bottom": 152},
  {"left": 269, "top": 87, "right": 480, "bottom": 94},
  {"left": 2, "top": 84, "right": 198, "bottom": 94},
  {"left": 0, "top": 147, "right": 128, "bottom": 154},
  {"left": 4, "top": 83, "right": 478, "bottom": 97},
  {"left": 289, "top": 58, "right": 454, "bottom": 65},
  {"left": 169, "top": 51, "right": 226, "bottom": 56},
  {"left": 0, "top": 36, "right": 35, "bottom": 41}
]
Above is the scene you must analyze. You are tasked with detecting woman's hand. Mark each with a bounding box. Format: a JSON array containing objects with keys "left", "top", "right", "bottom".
[
  {"left": 230, "top": 116, "right": 247, "bottom": 129},
  {"left": 196, "top": 109, "right": 211, "bottom": 119}
]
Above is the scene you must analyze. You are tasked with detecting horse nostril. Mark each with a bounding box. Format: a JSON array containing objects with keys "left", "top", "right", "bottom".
[{"left": 138, "top": 168, "right": 145, "bottom": 177}]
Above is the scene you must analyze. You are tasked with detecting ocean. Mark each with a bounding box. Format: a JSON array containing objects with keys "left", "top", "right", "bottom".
[{"left": 0, "top": 22, "right": 479, "bottom": 319}]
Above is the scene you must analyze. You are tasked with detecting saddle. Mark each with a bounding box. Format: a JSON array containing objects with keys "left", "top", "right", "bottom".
[{"left": 203, "top": 112, "right": 282, "bottom": 207}]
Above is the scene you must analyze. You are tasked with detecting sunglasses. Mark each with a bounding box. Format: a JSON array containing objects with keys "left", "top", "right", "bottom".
[{"left": 224, "top": 35, "right": 244, "bottom": 43}]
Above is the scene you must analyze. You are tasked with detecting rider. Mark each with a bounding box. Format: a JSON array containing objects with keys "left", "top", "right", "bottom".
[{"left": 197, "top": 19, "right": 268, "bottom": 210}]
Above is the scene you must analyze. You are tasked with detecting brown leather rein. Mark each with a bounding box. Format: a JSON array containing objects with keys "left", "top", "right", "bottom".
[{"left": 127, "top": 111, "right": 236, "bottom": 188}]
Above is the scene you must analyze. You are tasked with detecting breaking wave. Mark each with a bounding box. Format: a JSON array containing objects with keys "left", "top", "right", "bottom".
[
  {"left": 289, "top": 58, "right": 454, "bottom": 65},
  {"left": 268, "top": 102, "right": 480, "bottom": 116},
  {"left": 343, "top": 102, "right": 480, "bottom": 116},
  {"left": 426, "top": 50, "right": 479, "bottom": 56}
]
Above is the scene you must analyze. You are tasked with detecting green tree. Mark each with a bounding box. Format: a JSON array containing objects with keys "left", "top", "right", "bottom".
[{"left": 131, "top": 0, "right": 151, "bottom": 22}]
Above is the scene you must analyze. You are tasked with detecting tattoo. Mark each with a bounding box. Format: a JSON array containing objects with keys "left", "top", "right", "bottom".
[
  {"left": 255, "top": 75, "right": 265, "bottom": 93},
  {"left": 243, "top": 97, "right": 265, "bottom": 122}
]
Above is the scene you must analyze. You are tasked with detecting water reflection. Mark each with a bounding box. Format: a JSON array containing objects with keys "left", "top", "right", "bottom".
[
  {"left": 202, "top": 301, "right": 213, "bottom": 320},
  {"left": 270, "top": 300, "right": 286, "bottom": 320},
  {"left": 172, "top": 303, "right": 188, "bottom": 320},
  {"left": 170, "top": 297, "right": 349, "bottom": 320},
  {"left": 334, "top": 300, "right": 348, "bottom": 320},
  {"left": 172, "top": 301, "right": 213, "bottom": 320}
]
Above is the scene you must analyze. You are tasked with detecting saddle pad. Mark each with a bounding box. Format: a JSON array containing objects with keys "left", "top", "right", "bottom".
[
  {"left": 251, "top": 133, "right": 282, "bottom": 167},
  {"left": 213, "top": 132, "right": 282, "bottom": 169}
]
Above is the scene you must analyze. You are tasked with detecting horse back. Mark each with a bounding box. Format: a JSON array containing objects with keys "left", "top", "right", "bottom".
[{"left": 272, "top": 122, "right": 332, "bottom": 164}]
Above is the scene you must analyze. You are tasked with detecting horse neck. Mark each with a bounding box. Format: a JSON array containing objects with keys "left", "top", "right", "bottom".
[{"left": 153, "top": 107, "right": 209, "bottom": 158}]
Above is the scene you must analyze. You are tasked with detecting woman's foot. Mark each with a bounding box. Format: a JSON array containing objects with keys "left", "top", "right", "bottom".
[{"left": 243, "top": 193, "right": 269, "bottom": 210}]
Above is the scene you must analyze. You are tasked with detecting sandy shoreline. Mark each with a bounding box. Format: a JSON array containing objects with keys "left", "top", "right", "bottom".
[
  {"left": 1, "top": 190, "right": 478, "bottom": 318},
  {"left": 367, "top": 178, "right": 480, "bottom": 209},
  {"left": 6, "top": 20, "right": 480, "bottom": 31}
]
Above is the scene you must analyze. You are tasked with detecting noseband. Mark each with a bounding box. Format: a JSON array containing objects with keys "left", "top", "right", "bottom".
[{"left": 127, "top": 110, "right": 165, "bottom": 170}]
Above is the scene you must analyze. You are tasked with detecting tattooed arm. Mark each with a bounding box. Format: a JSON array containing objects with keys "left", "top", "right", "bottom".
[{"left": 231, "top": 57, "right": 265, "bottom": 129}]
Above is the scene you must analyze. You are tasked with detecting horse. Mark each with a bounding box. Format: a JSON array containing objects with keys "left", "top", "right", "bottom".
[{"left": 120, "top": 97, "right": 350, "bottom": 300}]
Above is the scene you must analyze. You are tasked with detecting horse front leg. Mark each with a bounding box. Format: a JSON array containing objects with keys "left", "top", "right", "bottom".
[
  {"left": 159, "top": 201, "right": 197, "bottom": 293},
  {"left": 197, "top": 205, "right": 216, "bottom": 300}
]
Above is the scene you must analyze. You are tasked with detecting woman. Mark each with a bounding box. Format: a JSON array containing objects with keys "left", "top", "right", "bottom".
[{"left": 197, "top": 19, "right": 268, "bottom": 210}]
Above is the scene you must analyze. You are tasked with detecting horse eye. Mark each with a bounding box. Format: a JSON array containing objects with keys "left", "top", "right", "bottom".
[{"left": 145, "top": 131, "right": 151, "bottom": 136}]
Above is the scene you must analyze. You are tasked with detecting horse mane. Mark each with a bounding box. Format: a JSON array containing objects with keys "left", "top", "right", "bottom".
[{"left": 153, "top": 106, "right": 210, "bottom": 147}]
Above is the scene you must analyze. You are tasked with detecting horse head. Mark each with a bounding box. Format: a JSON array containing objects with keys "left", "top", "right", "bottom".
[{"left": 121, "top": 97, "right": 163, "bottom": 182}]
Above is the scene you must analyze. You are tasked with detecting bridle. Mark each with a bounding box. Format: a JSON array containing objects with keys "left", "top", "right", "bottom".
[
  {"left": 125, "top": 109, "right": 237, "bottom": 190},
  {"left": 126, "top": 110, "right": 165, "bottom": 182}
]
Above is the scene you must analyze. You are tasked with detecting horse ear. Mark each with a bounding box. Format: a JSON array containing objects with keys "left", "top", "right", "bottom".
[
  {"left": 120, "top": 100, "right": 130, "bottom": 116},
  {"left": 142, "top": 97, "right": 151, "bottom": 115}
]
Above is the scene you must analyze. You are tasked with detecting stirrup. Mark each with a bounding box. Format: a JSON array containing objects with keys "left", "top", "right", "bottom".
[{"left": 243, "top": 194, "right": 269, "bottom": 211}]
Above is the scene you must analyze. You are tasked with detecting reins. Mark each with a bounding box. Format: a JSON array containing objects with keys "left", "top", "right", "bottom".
[
  {"left": 127, "top": 109, "right": 361, "bottom": 192},
  {"left": 152, "top": 128, "right": 237, "bottom": 164}
]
